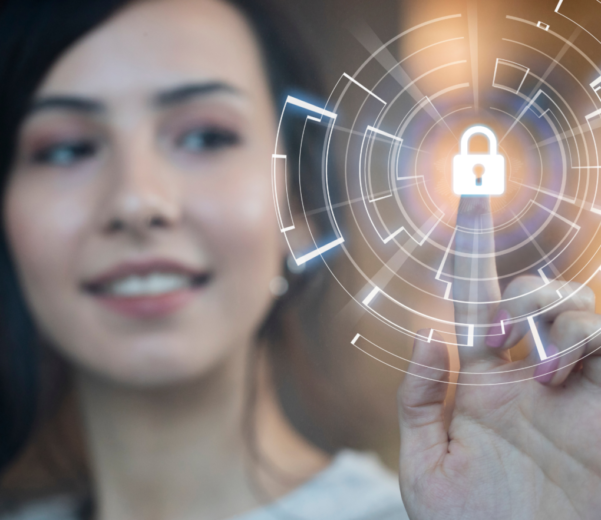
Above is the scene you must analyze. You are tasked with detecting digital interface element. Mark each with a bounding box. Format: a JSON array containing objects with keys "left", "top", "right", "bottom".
[
  {"left": 272, "top": 1, "right": 601, "bottom": 385},
  {"left": 453, "top": 126, "right": 505, "bottom": 195}
]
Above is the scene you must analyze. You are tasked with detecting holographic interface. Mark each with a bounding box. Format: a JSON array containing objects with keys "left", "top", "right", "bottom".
[{"left": 272, "top": 2, "right": 601, "bottom": 385}]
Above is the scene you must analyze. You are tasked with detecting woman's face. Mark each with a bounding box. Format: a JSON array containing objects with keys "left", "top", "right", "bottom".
[{"left": 4, "top": 0, "right": 284, "bottom": 386}]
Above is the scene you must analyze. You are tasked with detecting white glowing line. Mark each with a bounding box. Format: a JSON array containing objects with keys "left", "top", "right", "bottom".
[
  {"left": 366, "top": 125, "right": 403, "bottom": 142},
  {"left": 343, "top": 73, "right": 387, "bottom": 105},
  {"left": 467, "top": 325, "right": 475, "bottom": 347},
  {"left": 382, "top": 227, "right": 405, "bottom": 244},
  {"left": 506, "top": 16, "right": 600, "bottom": 73},
  {"left": 590, "top": 76, "right": 601, "bottom": 89},
  {"left": 586, "top": 107, "right": 601, "bottom": 120},
  {"left": 295, "top": 237, "right": 344, "bottom": 265},
  {"left": 353, "top": 27, "right": 463, "bottom": 125},
  {"left": 510, "top": 180, "right": 577, "bottom": 204},
  {"left": 553, "top": 0, "right": 601, "bottom": 49},
  {"left": 538, "top": 269, "right": 550, "bottom": 285},
  {"left": 443, "top": 284, "right": 452, "bottom": 300},
  {"left": 500, "top": 89, "right": 541, "bottom": 143},
  {"left": 436, "top": 229, "right": 457, "bottom": 300},
  {"left": 361, "top": 288, "right": 474, "bottom": 348},
  {"left": 383, "top": 213, "right": 442, "bottom": 245},
  {"left": 528, "top": 316, "right": 548, "bottom": 360},
  {"left": 286, "top": 96, "right": 337, "bottom": 119},
  {"left": 492, "top": 58, "right": 529, "bottom": 94},
  {"left": 526, "top": 267, "right": 601, "bottom": 321},
  {"left": 393, "top": 88, "right": 468, "bottom": 151},
  {"left": 512, "top": 179, "right": 601, "bottom": 215},
  {"left": 427, "top": 329, "right": 434, "bottom": 343},
  {"left": 531, "top": 200, "right": 580, "bottom": 229},
  {"left": 583, "top": 110, "right": 601, "bottom": 215},
  {"left": 537, "top": 21, "right": 550, "bottom": 31},
  {"left": 533, "top": 114, "right": 601, "bottom": 149},
  {"left": 363, "top": 286, "right": 380, "bottom": 306},
  {"left": 369, "top": 194, "right": 393, "bottom": 202},
  {"left": 394, "top": 85, "right": 470, "bottom": 154},
  {"left": 272, "top": 154, "right": 295, "bottom": 233},
  {"left": 362, "top": 125, "right": 402, "bottom": 204},
  {"left": 351, "top": 333, "right": 361, "bottom": 345}
]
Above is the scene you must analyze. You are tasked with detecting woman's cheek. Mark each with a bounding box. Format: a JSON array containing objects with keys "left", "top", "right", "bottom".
[
  {"left": 232, "top": 176, "right": 278, "bottom": 256},
  {"left": 6, "top": 182, "right": 55, "bottom": 282},
  {"left": 5, "top": 181, "right": 88, "bottom": 321},
  {"left": 188, "top": 170, "right": 280, "bottom": 288}
]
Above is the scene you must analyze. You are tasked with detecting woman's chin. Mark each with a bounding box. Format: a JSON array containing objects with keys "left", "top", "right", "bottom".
[{"left": 70, "top": 339, "right": 238, "bottom": 389}]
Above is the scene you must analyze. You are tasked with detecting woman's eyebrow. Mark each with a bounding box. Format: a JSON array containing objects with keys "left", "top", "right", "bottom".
[
  {"left": 26, "top": 82, "right": 241, "bottom": 116},
  {"left": 154, "top": 81, "right": 242, "bottom": 107},
  {"left": 28, "top": 96, "right": 105, "bottom": 115}
]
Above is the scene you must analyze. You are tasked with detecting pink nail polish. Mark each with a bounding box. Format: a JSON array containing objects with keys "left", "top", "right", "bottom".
[
  {"left": 485, "top": 309, "right": 512, "bottom": 348},
  {"left": 533, "top": 345, "right": 560, "bottom": 384}
]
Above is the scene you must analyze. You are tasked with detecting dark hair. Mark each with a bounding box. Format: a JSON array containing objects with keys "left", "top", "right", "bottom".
[{"left": 0, "top": 0, "right": 337, "bottom": 502}]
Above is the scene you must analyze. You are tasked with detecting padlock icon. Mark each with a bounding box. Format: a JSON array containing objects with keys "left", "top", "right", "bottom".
[{"left": 452, "top": 125, "right": 505, "bottom": 195}]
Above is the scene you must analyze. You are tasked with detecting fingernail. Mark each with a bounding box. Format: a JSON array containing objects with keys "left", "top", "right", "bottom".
[
  {"left": 485, "top": 309, "right": 512, "bottom": 348},
  {"left": 533, "top": 345, "right": 560, "bottom": 384}
]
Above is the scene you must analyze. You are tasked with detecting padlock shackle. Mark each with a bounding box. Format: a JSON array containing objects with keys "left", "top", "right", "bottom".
[{"left": 459, "top": 125, "right": 498, "bottom": 156}]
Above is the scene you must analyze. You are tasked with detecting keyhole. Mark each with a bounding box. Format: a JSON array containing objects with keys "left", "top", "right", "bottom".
[{"left": 473, "top": 164, "right": 485, "bottom": 186}]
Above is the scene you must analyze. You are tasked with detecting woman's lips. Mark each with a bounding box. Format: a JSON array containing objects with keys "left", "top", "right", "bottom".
[{"left": 81, "top": 258, "right": 211, "bottom": 319}]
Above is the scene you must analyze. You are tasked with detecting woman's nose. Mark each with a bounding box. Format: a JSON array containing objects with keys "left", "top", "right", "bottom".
[{"left": 99, "top": 144, "right": 181, "bottom": 238}]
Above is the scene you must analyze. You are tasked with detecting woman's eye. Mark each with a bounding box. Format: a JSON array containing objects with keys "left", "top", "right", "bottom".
[
  {"left": 177, "top": 128, "right": 240, "bottom": 153},
  {"left": 31, "top": 140, "right": 98, "bottom": 166}
]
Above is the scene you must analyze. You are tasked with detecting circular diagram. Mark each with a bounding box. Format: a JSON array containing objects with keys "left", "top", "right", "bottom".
[{"left": 272, "top": 3, "right": 601, "bottom": 385}]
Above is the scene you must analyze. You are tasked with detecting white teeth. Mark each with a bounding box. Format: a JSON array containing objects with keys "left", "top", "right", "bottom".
[{"left": 105, "top": 273, "right": 191, "bottom": 297}]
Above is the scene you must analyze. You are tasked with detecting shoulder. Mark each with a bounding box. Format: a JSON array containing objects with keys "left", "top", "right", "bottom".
[
  {"left": 0, "top": 495, "right": 81, "bottom": 520},
  {"left": 234, "top": 449, "right": 409, "bottom": 520}
]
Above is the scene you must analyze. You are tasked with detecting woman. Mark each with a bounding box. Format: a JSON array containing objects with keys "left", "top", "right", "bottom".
[{"left": 0, "top": 0, "right": 407, "bottom": 518}]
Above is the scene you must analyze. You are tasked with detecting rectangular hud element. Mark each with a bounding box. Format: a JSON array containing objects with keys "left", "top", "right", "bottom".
[
  {"left": 492, "top": 59, "right": 529, "bottom": 94},
  {"left": 591, "top": 76, "right": 601, "bottom": 102},
  {"left": 364, "top": 126, "right": 403, "bottom": 203},
  {"left": 272, "top": 154, "right": 294, "bottom": 232}
]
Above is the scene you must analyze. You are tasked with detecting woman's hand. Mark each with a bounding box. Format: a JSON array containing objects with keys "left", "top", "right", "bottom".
[{"left": 397, "top": 196, "right": 601, "bottom": 520}]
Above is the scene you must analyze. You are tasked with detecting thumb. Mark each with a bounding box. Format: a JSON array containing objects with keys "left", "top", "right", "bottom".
[{"left": 398, "top": 330, "right": 450, "bottom": 488}]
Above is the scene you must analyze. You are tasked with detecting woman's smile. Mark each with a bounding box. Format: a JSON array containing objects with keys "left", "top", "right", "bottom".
[{"left": 81, "top": 258, "right": 212, "bottom": 319}]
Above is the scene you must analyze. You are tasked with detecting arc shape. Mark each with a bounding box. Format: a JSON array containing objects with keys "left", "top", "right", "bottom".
[{"left": 459, "top": 125, "right": 499, "bottom": 155}]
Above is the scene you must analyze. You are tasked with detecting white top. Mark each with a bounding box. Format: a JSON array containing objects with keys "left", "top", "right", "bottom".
[{"left": 1, "top": 450, "right": 409, "bottom": 520}]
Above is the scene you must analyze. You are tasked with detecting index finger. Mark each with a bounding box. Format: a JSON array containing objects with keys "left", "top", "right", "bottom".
[{"left": 453, "top": 196, "right": 503, "bottom": 363}]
